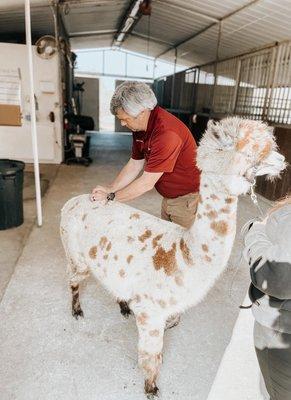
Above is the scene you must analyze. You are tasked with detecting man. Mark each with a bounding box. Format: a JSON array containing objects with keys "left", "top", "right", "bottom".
[{"left": 91, "top": 81, "right": 200, "bottom": 229}]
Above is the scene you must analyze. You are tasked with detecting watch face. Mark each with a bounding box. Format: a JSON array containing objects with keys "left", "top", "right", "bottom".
[{"left": 107, "top": 192, "right": 115, "bottom": 201}]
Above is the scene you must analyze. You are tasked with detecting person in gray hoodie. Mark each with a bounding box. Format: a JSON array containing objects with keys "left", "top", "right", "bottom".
[{"left": 243, "top": 197, "right": 291, "bottom": 400}]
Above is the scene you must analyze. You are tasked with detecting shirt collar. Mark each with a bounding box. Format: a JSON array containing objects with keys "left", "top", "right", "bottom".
[{"left": 145, "top": 105, "right": 159, "bottom": 135}]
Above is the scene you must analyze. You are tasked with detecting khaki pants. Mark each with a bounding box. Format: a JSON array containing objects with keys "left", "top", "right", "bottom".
[{"left": 161, "top": 192, "right": 199, "bottom": 229}]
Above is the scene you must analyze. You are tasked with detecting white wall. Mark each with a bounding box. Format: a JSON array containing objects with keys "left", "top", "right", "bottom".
[{"left": 0, "top": 42, "right": 63, "bottom": 164}]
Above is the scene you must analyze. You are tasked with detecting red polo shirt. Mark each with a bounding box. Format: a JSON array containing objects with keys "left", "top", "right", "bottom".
[{"left": 131, "top": 106, "right": 200, "bottom": 198}]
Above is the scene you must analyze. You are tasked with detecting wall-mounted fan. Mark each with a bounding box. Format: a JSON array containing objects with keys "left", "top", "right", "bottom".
[{"left": 35, "top": 35, "right": 57, "bottom": 59}]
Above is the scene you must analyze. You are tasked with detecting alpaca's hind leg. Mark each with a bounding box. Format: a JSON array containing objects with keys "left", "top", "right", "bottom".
[
  {"left": 67, "top": 261, "right": 89, "bottom": 319},
  {"left": 118, "top": 300, "right": 132, "bottom": 318},
  {"left": 136, "top": 315, "right": 165, "bottom": 397},
  {"left": 71, "top": 283, "right": 83, "bottom": 319}
]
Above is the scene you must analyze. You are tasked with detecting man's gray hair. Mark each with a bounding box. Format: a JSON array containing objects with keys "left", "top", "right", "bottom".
[{"left": 110, "top": 81, "right": 157, "bottom": 117}]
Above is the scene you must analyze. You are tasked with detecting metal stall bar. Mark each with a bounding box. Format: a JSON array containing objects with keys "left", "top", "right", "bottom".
[
  {"left": 25, "top": 0, "right": 42, "bottom": 227},
  {"left": 232, "top": 58, "right": 241, "bottom": 114},
  {"left": 262, "top": 47, "right": 276, "bottom": 120},
  {"left": 281, "top": 43, "right": 291, "bottom": 124},
  {"left": 267, "top": 44, "right": 282, "bottom": 121},
  {"left": 280, "top": 44, "right": 290, "bottom": 122}
]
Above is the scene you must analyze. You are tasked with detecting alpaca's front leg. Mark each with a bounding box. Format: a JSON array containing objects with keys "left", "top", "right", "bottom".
[{"left": 136, "top": 314, "right": 165, "bottom": 397}]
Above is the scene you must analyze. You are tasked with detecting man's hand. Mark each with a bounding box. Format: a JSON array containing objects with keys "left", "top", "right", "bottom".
[{"left": 91, "top": 185, "right": 111, "bottom": 202}]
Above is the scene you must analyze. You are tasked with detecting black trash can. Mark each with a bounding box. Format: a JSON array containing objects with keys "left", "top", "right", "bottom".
[{"left": 0, "top": 159, "right": 25, "bottom": 230}]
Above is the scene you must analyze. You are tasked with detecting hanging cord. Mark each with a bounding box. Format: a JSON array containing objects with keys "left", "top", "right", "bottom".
[{"left": 249, "top": 177, "right": 265, "bottom": 218}]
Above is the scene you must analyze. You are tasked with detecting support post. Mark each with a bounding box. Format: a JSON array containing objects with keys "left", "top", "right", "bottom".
[
  {"left": 25, "top": 0, "right": 42, "bottom": 226},
  {"left": 170, "top": 47, "right": 177, "bottom": 109}
]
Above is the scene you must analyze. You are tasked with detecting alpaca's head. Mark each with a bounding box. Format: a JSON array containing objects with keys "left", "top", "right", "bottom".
[{"left": 197, "top": 117, "right": 286, "bottom": 195}]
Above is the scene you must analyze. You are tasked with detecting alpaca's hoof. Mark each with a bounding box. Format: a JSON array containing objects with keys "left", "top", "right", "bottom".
[
  {"left": 165, "top": 314, "right": 180, "bottom": 330},
  {"left": 145, "top": 380, "right": 159, "bottom": 398},
  {"left": 72, "top": 308, "right": 84, "bottom": 319},
  {"left": 119, "top": 301, "right": 132, "bottom": 319}
]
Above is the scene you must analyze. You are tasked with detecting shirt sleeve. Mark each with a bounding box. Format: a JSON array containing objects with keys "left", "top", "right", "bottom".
[
  {"left": 144, "top": 130, "right": 183, "bottom": 173},
  {"left": 131, "top": 138, "right": 144, "bottom": 160}
]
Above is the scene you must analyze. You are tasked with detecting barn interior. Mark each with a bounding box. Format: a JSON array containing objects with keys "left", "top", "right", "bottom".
[{"left": 0, "top": 1, "right": 290, "bottom": 399}]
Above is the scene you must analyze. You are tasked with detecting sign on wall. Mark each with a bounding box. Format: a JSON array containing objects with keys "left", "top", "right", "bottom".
[{"left": 0, "top": 68, "right": 22, "bottom": 126}]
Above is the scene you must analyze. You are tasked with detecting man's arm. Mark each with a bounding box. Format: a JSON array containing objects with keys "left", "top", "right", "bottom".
[
  {"left": 115, "top": 171, "right": 162, "bottom": 202},
  {"left": 110, "top": 158, "right": 145, "bottom": 192},
  {"left": 92, "top": 171, "right": 162, "bottom": 203},
  {"left": 91, "top": 158, "right": 144, "bottom": 198}
]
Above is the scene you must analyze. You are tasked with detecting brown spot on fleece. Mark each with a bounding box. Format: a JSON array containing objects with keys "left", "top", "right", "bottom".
[
  {"left": 179, "top": 239, "right": 193, "bottom": 265},
  {"left": 206, "top": 210, "right": 218, "bottom": 220},
  {"left": 210, "top": 194, "right": 219, "bottom": 200},
  {"left": 114, "top": 255, "right": 118, "bottom": 261},
  {"left": 89, "top": 246, "right": 97, "bottom": 259},
  {"left": 152, "top": 234, "right": 163, "bottom": 248},
  {"left": 127, "top": 236, "right": 134, "bottom": 243},
  {"left": 175, "top": 276, "right": 184, "bottom": 286},
  {"left": 119, "top": 269, "right": 125, "bottom": 277},
  {"left": 225, "top": 197, "right": 235, "bottom": 204},
  {"left": 99, "top": 236, "right": 108, "bottom": 249},
  {"left": 220, "top": 207, "right": 231, "bottom": 214},
  {"left": 130, "top": 213, "right": 140, "bottom": 219},
  {"left": 202, "top": 244, "right": 209, "bottom": 252},
  {"left": 236, "top": 131, "right": 251, "bottom": 150},
  {"left": 205, "top": 255, "right": 212, "bottom": 262},
  {"left": 82, "top": 214, "right": 87, "bottom": 221},
  {"left": 127, "top": 255, "right": 133, "bottom": 264},
  {"left": 149, "top": 330, "right": 160, "bottom": 337},
  {"left": 210, "top": 220, "right": 229, "bottom": 236},
  {"left": 137, "top": 312, "right": 148, "bottom": 325},
  {"left": 138, "top": 230, "right": 152, "bottom": 243},
  {"left": 153, "top": 243, "right": 177, "bottom": 275},
  {"left": 141, "top": 245, "right": 147, "bottom": 252},
  {"left": 103, "top": 254, "right": 108, "bottom": 260},
  {"left": 259, "top": 141, "right": 272, "bottom": 160},
  {"left": 106, "top": 242, "right": 112, "bottom": 252}
]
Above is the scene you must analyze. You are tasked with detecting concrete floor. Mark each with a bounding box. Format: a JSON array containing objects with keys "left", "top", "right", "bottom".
[{"left": 0, "top": 133, "right": 272, "bottom": 400}]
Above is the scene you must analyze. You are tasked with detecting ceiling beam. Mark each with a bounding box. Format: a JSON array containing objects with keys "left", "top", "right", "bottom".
[
  {"left": 154, "top": 0, "right": 262, "bottom": 60},
  {"left": 112, "top": 0, "right": 149, "bottom": 47},
  {"left": 69, "top": 29, "right": 117, "bottom": 38},
  {"left": 130, "top": 31, "right": 174, "bottom": 46}
]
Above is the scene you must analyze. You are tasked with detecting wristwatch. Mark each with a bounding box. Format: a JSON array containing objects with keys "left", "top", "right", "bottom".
[{"left": 106, "top": 192, "right": 116, "bottom": 202}]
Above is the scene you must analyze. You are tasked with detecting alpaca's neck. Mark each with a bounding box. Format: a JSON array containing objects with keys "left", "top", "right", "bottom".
[{"left": 187, "top": 174, "right": 239, "bottom": 267}]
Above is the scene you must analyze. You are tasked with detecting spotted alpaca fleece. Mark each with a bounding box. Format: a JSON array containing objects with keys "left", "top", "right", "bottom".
[{"left": 60, "top": 117, "right": 286, "bottom": 397}]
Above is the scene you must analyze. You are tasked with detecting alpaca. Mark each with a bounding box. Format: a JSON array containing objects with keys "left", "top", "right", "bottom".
[{"left": 60, "top": 117, "right": 286, "bottom": 397}]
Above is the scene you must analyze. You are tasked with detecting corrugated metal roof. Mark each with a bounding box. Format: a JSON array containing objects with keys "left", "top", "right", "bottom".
[
  {"left": 0, "top": 0, "right": 290, "bottom": 67},
  {"left": 0, "top": 6, "right": 54, "bottom": 36},
  {"left": 63, "top": 0, "right": 130, "bottom": 38}
]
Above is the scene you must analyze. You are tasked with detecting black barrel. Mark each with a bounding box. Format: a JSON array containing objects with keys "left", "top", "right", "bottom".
[{"left": 0, "top": 159, "right": 25, "bottom": 230}]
